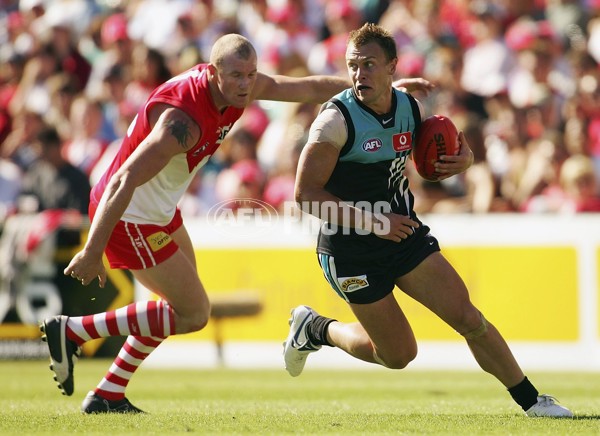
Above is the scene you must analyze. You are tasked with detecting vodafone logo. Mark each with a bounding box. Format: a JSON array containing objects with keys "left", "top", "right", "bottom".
[
  {"left": 393, "top": 132, "right": 412, "bottom": 152},
  {"left": 362, "top": 138, "right": 383, "bottom": 152}
]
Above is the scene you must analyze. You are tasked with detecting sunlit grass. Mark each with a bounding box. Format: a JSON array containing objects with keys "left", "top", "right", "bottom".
[{"left": 1, "top": 359, "right": 598, "bottom": 434}]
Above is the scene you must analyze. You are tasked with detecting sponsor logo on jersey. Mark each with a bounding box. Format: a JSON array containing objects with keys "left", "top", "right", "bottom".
[
  {"left": 362, "top": 138, "right": 383, "bottom": 152},
  {"left": 337, "top": 275, "right": 369, "bottom": 293},
  {"left": 392, "top": 132, "right": 412, "bottom": 152},
  {"left": 146, "top": 231, "right": 173, "bottom": 252}
]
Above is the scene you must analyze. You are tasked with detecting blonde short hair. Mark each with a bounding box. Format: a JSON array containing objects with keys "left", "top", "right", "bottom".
[{"left": 209, "top": 34, "right": 256, "bottom": 69}]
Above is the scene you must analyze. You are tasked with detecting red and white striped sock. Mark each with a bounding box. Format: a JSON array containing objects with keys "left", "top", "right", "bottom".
[
  {"left": 65, "top": 300, "right": 175, "bottom": 345},
  {"left": 94, "top": 335, "right": 164, "bottom": 401}
]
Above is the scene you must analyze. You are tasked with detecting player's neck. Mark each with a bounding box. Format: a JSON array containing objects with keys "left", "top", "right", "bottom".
[
  {"left": 369, "top": 90, "right": 393, "bottom": 115},
  {"left": 207, "top": 75, "right": 228, "bottom": 113}
]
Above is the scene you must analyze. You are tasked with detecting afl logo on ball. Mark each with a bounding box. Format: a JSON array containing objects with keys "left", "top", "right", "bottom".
[{"left": 362, "top": 138, "right": 382, "bottom": 152}]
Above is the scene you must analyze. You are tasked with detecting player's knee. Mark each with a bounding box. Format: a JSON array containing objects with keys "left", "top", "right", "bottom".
[
  {"left": 373, "top": 344, "right": 417, "bottom": 370},
  {"left": 459, "top": 310, "right": 488, "bottom": 340},
  {"left": 175, "top": 305, "right": 210, "bottom": 333},
  {"left": 187, "top": 311, "right": 210, "bottom": 332}
]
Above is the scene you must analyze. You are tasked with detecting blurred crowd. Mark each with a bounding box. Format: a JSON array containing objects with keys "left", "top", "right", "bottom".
[{"left": 1, "top": 0, "right": 600, "bottom": 224}]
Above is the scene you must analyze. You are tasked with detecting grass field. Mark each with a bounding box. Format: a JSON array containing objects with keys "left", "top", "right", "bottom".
[{"left": 1, "top": 359, "right": 599, "bottom": 435}]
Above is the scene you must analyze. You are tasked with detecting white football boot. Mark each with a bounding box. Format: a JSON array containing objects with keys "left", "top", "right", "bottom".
[
  {"left": 283, "top": 305, "right": 321, "bottom": 377},
  {"left": 525, "top": 394, "right": 574, "bottom": 417}
]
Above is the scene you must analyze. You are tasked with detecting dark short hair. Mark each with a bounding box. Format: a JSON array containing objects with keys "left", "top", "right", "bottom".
[
  {"left": 348, "top": 23, "right": 397, "bottom": 62},
  {"left": 36, "top": 127, "right": 61, "bottom": 147}
]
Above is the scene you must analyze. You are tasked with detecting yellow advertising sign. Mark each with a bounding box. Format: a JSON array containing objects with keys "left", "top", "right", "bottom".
[{"left": 176, "top": 245, "right": 579, "bottom": 342}]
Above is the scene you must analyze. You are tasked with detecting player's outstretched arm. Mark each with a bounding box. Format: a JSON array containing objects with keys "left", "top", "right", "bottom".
[
  {"left": 252, "top": 72, "right": 435, "bottom": 104},
  {"left": 251, "top": 72, "right": 351, "bottom": 104}
]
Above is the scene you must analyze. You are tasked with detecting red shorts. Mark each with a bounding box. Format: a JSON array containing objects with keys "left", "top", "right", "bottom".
[{"left": 90, "top": 203, "right": 183, "bottom": 270}]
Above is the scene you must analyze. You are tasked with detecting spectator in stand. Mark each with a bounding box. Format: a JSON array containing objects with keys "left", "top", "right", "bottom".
[
  {"left": 124, "top": 44, "right": 172, "bottom": 113},
  {"left": 87, "top": 65, "right": 139, "bottom": 187},
  {"left": 219, "top": 127, "right": 260, "bottom": 166},
  {"left": 459, "top": 2, "right": 514, "bottom": 118},
  {"left": 0, "top": 51, "right": 25, "bottom": 145},
  {"left": 42, "top": 9, "right": 91, "bottom": 92},
  {"left": 1, "top": 110, "right": 45, "bottom": 171},
  {"left": 97, "top": 64, "right": 133, "bottom": 140},
  {"left": 506, "top": 19, "right": 573, "bottom": 141},
  {"left": 215, "top": 159, "right": 266, "bottom": 212},
  {"left": 171, "top": 18, "right": 205, "bottom": 74},
  {"left": 4, "top": 11, "right": 30, "bottom": 57},
  {"left": 257, "top": 2, "right": 317, "bottom": 75},
  {"left": 169, "top": 5, "right": 211, "bottom": 74},
  {"left": 18, "top": 126, "right": 90, "bottom": 214},
  {"left": 12, "top": 1, "right": 45, "bottom": 57},
  {"left": 8, "top": 43, "right": 59, "bottom": 118},
  {"left": 126, "top": 0, "right": 193, "bottom": 58},
  {"left": 85, "top": 13, "right": 134, "bottom": 102},
  {"left": 263, "top": 132, "right": 305, "bottom": 213},
  {"left": 307, "top": 0, "right": 363, "bottom": 75},
  {"left": 558, "top": 153, "right": 600, "bottom": 212},
  {"left": 378, "top": 0, "right": 433, "bottom": 58},
  {"left": 44, "top": 73, "right": 79, "bottom": 141},
  {"left": 511, "top": 132, "right": 569, "bottom": 212},
  {"left": 523, "top": 153, "right": 600, "bottom": 213},
  {"left": 61, "top": 95, "right": 109, "bottom": 177},
  {"left": 257, "top": 101, "right": 317, "bottom": 175}
]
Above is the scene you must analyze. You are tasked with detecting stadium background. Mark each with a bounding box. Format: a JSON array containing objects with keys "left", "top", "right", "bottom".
[{"left": 138, "top": 213, "right": 599, "bottom": 371}]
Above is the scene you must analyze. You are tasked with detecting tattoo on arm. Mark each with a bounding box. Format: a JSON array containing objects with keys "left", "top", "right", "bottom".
[{"left": 167, "top": 119, "right": 192, "bottom": 149}]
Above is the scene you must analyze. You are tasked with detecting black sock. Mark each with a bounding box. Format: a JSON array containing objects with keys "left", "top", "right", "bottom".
[
  {"left": 508, "top": 376, "right": 539, "bottom": 411},
  {"left": 307, "top": 315, "right": 336, "bottom": 347}
]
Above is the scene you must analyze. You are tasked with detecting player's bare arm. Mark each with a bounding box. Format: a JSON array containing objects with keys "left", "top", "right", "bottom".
[
  {"left": 295, "top": 140, "right": 368, "bottom": 228},
  {"left": 295, "top": 109, "right": 360, "bottom": 223},
  {"left": 64, "top": 106, "right": 201, "bottom": 287},
  {"left": 296, "top": 141, "right": 418, "bottom": 241},
  {"left": 250, "top": 72, "right": 434, "bottom": 104},
  {"left": 251, "top": 72, "right": 351, "bottom": 103}
]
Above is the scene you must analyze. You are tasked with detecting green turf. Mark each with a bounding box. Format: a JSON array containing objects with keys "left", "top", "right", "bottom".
[{"left": 1, "top": 359, "right": 599, "bottom": 435}]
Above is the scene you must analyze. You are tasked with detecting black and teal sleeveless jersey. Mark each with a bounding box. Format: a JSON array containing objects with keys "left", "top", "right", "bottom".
[{"left": 317, "top": 88, "right": 423, "bottom": 260}]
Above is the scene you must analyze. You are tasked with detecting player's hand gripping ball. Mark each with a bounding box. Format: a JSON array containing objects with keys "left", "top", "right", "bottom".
[{"left": 412, "top": 115, "right": 459, "bottom": 181}]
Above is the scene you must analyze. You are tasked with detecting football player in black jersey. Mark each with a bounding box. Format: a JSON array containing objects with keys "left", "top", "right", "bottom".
[{"left": 283, "top": 23, "right": 572, "bottom": 418}]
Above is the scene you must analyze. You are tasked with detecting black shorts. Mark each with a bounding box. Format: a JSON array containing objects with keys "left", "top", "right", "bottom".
[{"left": 317, "top": 230, "right": 440, "bottom": 304}]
